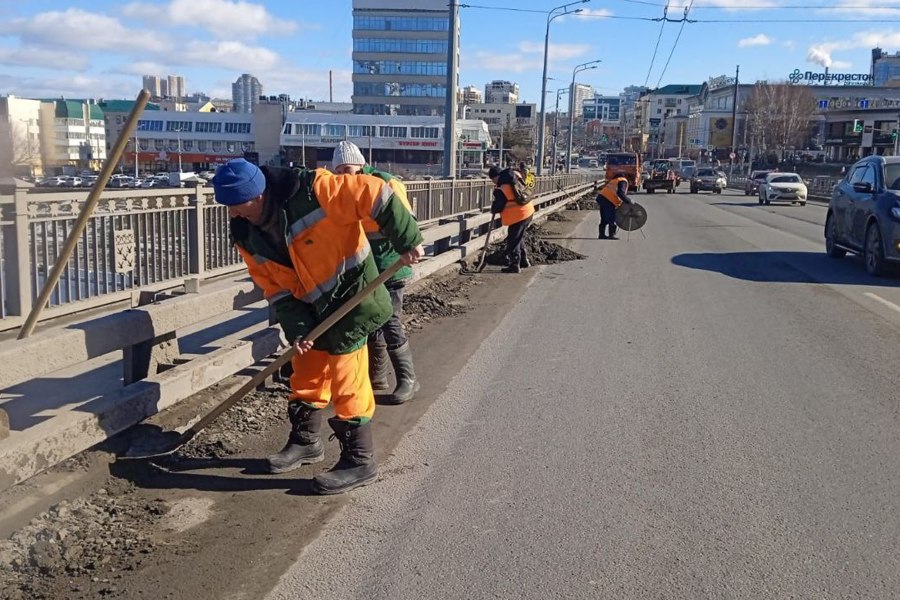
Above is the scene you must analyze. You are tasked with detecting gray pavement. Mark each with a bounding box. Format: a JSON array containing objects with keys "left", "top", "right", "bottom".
[{"left": 267, "top": 189, "right": 900, "bottom": 599}]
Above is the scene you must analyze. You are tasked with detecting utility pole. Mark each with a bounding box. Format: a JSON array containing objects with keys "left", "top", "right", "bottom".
[
  {"left": 499, "top": 127, "right": 504, "bottom": 168},
  {"left": 442, "top": 0, "right": 459, "bottom": 178},
  {"left": 895, "top": 111, "right": 900, "bottom": 157},
  {"left": 730, "top": 64, "right": 740, "bottom": 176}
]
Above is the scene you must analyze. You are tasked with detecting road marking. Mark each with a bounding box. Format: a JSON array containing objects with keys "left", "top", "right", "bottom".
[{"left": 863, "top": 292, "right": 900, "bottom": 314}]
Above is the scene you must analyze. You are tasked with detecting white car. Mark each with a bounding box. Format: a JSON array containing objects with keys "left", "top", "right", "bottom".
[{"left": 759, "top": 172, "right": 807, "bottom": 206}]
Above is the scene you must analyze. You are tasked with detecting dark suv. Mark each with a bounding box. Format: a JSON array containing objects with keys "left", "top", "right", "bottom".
[
  {"left": 825, "top": 156, "right": 900, "bottom": 276},
  {"left": 744, "top": 170, "right": 772, "bottom": 196}
]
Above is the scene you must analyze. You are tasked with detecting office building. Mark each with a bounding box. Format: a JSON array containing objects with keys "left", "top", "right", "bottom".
[
  {"left": 142, "top": 75, "right": 162, "bottom": 97},
  {"left": 569, "top": 83, "right": 593, "bottom": 119},
  {"left": 583, "top": 95, "right": 622, "bottom": 123},
  {"left": 460, "top": 85, "right": 482, "bottom": 105},
  {"left": 232, "top": 74, "right": 264, "bottom": 114},
  {"left": 167, "top": 75, "right": 186, "bottom": 100},
  {"left": 484, "top": 80, "right": 518, "bottom": 104},
  {"left": 351, "top": 0, "right": 456, "bottom": 116},
  {"left": 872, "top": 48, "right": 900, "bottom": 88}
]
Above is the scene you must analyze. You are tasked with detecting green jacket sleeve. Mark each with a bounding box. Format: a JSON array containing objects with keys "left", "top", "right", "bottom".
[
  {"left": 273, "top": 296, "right": 317, "bottom": 344},
  {"left": 373, "top": 189, "right": 424, "bottom": 256}
]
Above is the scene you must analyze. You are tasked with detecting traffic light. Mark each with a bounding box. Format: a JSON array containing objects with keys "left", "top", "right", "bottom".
[
  {"left": 893, "top": 129, "right": 898, "bottom": 142},
  {"left": 852, "top": 119, "right": 863, "bottom": 133}
]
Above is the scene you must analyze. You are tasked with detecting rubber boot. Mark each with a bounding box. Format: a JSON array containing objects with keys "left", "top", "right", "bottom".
[
  {"left": 387, "top": 342, "right": 420, "bottom": 404},
  {"left": 267, "top": 402, "right": 325, "bottom": 473},
  {"left": 519, "top": 248, "right": 531, "bottom": 269},
  {"left": 368, "top": 334, "right": 391, "bottom": 393},
  {"left": 312, "top": 418, "right": 378, "bottom": 495},
  {"left": 608, "top": 223, "right": 619, "bottom": 240},
  {"left": 598, "top": 224, "right": 607, "bottom": 239}
]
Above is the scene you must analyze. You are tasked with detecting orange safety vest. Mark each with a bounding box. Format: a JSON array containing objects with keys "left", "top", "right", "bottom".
[
  {"left": 599, "top": 177, "right": 628, "bottom": 208},
  {"left": 497, "top": 181, "right": 535, "bottom": 227}
]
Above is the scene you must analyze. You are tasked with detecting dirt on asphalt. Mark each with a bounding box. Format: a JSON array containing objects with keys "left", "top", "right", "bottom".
[
  {"left": 0, "top": 210, "right": 590, "bottom": 600},
  {"left": 483, "top": 221, "right": 586, "bottom": 266}
]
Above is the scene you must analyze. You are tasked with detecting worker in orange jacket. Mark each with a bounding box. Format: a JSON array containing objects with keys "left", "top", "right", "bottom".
[
  {"left": 596, "top": 172, "right": 634, "bottom": 240},
  {"left": 488, "top": 165, "right": 535, "bottom": 273},
  {"left": 212, "top": 159, "right": 424, "bottom": 495}
]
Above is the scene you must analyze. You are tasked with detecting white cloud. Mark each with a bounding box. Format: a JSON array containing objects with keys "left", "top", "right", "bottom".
[
  {"left": 807, "top": 29, "right": 900, "bottom": 69},
  {"left": 0, "top": 73, "right": 136, "bottom": 100},
  {"left": 518, "top": 41, "right": 591, "bottom": 61},
  {"left": 670, "top": 0, "right": 775, "bottom": 9},
  {"left": 0, "top": 46, "right": 90, "bottom": 71},
  {"left": 738, "top": 34, "right": 772, "bottom": 48},
  {"left": 575, "top": 9, "right": 613, "bottom": 19},
  {"left": 0, "top": 9, "right": 165, "bottom": 52},
  {"left": 121, "top": 0, "right": 299, "bottom": 38},
  {"left": 472, "top": 51, "right": 542, "bottom": 74},
  {"left": 826, "top": 0, "right": 900, "bottom": 17},
  {"left": 782, "top": 40, "right": 796, "bottom": 50}
]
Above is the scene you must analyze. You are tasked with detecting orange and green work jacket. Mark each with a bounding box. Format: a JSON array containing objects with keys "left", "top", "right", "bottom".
[
  {"left": 360, "top": 165, "right": 415, "bottom": 285},
  {"left": 490, "top": 168, "right": 535, "bottom": 227},
  {"left": 231, "top": 166, "right": 424, "bottom": 355},
  {"left": 598, "top": 177, "right": 630, "bottom": 208}
]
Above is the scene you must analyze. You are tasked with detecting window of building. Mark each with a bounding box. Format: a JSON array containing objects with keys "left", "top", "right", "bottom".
[
  {"left": 211, "top": 141, "right": 222, "bottom": 153},
  {"left": 297, "top": 124, "right": 320, "bottom": 136},
  {"left": 323, "top": 124, "right": 346, "bottom": 137},
  {"left": 348, "top": 125, "right": 376, "bottom": 137},
  {"left": 154, "top": 140, "right": 165, "bottom": 151},
  {"left": 410, "top": 126, "right": 439, "bottom": 139},
  {"left": 197, "top": 140, "right": 207, "bottom": 151},
  {"left": 224, "top": 122, "right": 251, "bottom": 134},
  {"left": 226, "top": 142, "right": 236, "bottom": 153},
  {"left": 137, "top": 119, "right": 163, "bottom": 132},
  {"left": 379, "top": 126, "right": 407, "bottom": 138},
  {"left": 166, "top": 120, "right": 192, "bottom": 132},
  {"left": 353, "top": 60, "right": 447, "bottom": 76},
  {"left": 196, "top": 121, "right": 222, "bottom": 133},
  {"left": 353, "top": 38, "right": 448, "bottom": 54},
  {"left": 353, "top": 16, "right": 449, "bottom": 31},
  {"left": 182, "top": 140, "right": 193, "bottom": 151}
]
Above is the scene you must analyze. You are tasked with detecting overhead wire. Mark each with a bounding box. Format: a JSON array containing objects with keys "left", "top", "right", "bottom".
[
  {"left": 654, "top": 0, "right": 694, "bottom": 88},
  {"left": 643, "top": 0, "right": 669, "bottom": 86}
]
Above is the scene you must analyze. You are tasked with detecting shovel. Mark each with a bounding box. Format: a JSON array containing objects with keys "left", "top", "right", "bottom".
[
  {"left": 122, "top": 260, "right": 404, "bottom": 460},
  {"left": 473, "top": 215, "right": 497, "bottom": 273}
]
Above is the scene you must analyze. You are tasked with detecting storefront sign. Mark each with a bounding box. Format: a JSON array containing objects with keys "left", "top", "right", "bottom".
[
  {"left": 707, "top": 75, "right": 736, "bottom": 91},
  {"left": 788, "top": 69, "right": 873, "bottom": 85}
]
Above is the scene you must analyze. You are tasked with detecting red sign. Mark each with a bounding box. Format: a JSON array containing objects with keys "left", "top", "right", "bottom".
[
  {"left": 126, "top": 151, "right": 241, "bottom": 163},
  {"left": 397, "top": 141, "right": 439, "bottom": 147}
]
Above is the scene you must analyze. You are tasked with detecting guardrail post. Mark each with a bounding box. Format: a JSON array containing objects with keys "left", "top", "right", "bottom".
[
  {"left": 2, "top": 189, "right": 33, "bottom": 318},
  {"left": 426, "top": 179, "right": 433, "bottom": 221},
  {"left": 188, "top": 186, "right": 206, "bottom": 277}
]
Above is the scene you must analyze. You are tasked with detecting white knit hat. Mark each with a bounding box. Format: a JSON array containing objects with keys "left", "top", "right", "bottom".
[{"left": 331, "top": 141, "right": 366, "bottom": 170}]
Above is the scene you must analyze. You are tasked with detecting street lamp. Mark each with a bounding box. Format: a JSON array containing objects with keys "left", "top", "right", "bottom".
[
  {"left": 567, "top": 60, "right": 601, "bottom": 173},
  {"left": 553, "top": 88, "right": 569, "bottom": 175},
  {"left": 537, "top": 0, "right": 591, "bottom": 176}
]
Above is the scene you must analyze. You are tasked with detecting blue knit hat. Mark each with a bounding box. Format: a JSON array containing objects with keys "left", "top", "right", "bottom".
[{"left": 212, "top": 159, "right": 266, "bottom": 206}]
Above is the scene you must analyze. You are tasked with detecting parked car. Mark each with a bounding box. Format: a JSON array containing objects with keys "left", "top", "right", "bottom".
[
  {"left": 825, "top": 155, "right": 900, "bottom": 276},
  {"left": 689, "top": 168, "right": 727, "bottom": 194},
  {"left": 758, "top": 172, "right": 807, "bottom": 206},
  {"left": 61, "top": 176, "right": 83, "bottom": 187},
  {"left": 744, "top": 170, "right": 772, "bottom": 196},
  {"left": 37, "top": 176, "right": 67, "bottom": 187}
]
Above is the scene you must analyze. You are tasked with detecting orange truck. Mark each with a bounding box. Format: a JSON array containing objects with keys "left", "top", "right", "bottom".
[{"left": 604, "top": 152, "right": 641, "bottom": 191}]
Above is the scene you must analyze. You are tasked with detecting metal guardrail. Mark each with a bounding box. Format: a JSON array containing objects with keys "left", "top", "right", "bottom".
[
  {"left": 0, "top": 175, "right": 591, "bottom": 327},
  {"left": 726, "top": 174, "right": 836, "bottom": 201}
]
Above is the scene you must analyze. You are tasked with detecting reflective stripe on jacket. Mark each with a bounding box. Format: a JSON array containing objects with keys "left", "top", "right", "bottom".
[
  {"left": 599, "top": 177, "right": 628, "bottom": 208},
  {"left": 360, "top": 166, "right": 415, "bottom": 284},
  {"left": 232, "top": 167, "right": 423, "bottom": 354}
]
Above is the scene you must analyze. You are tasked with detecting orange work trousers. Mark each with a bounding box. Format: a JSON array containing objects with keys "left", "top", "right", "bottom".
[{"left": 289, "top": 346, "right": 375, "bottom": 424}]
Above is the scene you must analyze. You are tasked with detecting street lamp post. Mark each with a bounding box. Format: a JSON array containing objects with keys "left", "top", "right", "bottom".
[
  {"left": 537, "top": 0, "right": 590, "bottom": 176},
  {"left": 552, "top": 87, "right": 569, "bottom": 175},
  {"left": 567, "top": 60, "right": 601, "bottom": 173}
]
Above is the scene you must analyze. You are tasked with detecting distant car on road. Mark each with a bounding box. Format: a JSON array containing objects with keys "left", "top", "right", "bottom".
[
  {"left": 825, "top": 155, "right": 900, "bottom": 276},
  {"left": 758, "top": 172, "right": 807, "bottom": 206},
  {"left": 689, "top": 168, "right": 726, "bottom": 194},
  {"left": 745, "top": 170, "right": 772, "bottom": 196}
]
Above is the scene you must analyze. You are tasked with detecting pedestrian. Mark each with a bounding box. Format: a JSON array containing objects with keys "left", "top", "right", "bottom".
[
  {"left": 212, "top": 158, "right": 424, "bottom": 495},
  {"left": 331, "top": 141, "right": 420, "bottom": 404},
  {"left": 596, "top": 171, "right": 634, "bottom": 240},
  {"left": 488, "top": 165, "right": 534, "bottom": 273}
]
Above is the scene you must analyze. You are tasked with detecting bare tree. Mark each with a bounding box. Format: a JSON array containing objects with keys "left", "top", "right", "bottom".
[{"left": 745, "top": 82, "right": 817, "bottom": 162}]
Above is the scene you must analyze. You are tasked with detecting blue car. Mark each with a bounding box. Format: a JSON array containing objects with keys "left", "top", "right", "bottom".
[{"left": 825, "top": 156, "right": 900, "bottom": 276}]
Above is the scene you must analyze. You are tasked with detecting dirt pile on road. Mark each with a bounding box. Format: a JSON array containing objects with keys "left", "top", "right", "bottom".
[
  {"left": 484, "top": 222, "right": 586, "bottom": 266},
  {"left": 546, "top": 212, "right": 570, "bottom": 222},
  {"left": 403, "top": 273, "right": 481, "bottom": 331},
  {"left": 0, "top": 481, "right": 171, "bottom": 600}
]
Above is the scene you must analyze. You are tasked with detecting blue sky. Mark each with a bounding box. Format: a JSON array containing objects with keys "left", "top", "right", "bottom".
[{"left": 1, "top": 0, "right": 899, "bottom": 104}]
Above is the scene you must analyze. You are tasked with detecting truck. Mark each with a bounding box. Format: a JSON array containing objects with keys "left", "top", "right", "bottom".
[
  {"left": 604, "top": 152, "right": 641, "bottom": 191},
  {"left": 643, "top": 159, "right": 677, "bottom": 194},
  {"left": 167, "top": 172, "right": 202, "bottom": 188}
]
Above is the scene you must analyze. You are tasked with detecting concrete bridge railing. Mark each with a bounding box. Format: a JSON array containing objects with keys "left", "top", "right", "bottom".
[{"left": 0, "top": 174, "right": 589, "bottom": 331}]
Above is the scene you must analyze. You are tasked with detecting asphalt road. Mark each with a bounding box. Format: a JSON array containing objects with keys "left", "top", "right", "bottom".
[{"left": 267, "top": 188, "right": 900, "bottom": 599}]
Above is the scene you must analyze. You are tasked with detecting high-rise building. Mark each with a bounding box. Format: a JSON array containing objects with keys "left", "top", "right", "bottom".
[
  {"left": 569, "top": 83, "right": 593, "bottom": 119},
  {"left": 872, "top": 48, "right": 900, "bottom": 87},
  {"left": 167, "top": 75, "right": 186, "bottom": 100},
  {"left": 232, "top": 74, "right": 264, "bottom": 114},
  {"left": 460, "top": 85, "right": 482, "bottom": 105},
  {"left": 351, "top": 0, "right": 455, "bottom": 116},
  {"left": 142, "top": 75, "right": 162, "bottom": 97},
  {"left": 484, "top": 80, "right": 518, "bottom": 104}
]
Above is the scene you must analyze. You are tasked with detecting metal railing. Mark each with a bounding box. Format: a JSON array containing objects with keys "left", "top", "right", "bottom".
[{"left": 0, "top": 174, "right": 591, "bottom": 326}]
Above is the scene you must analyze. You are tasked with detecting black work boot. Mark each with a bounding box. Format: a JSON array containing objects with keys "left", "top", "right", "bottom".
[
  {"left": 312, "top": 418, "right": 378, "bottom": 495},
  {"left": 608, "top": 224, "right": 619, "bottom": 240},
  {"left": 387, "top": 342, "right": 420, "bottom": 404},
  {"left": 267, "top": 402, "right": 325, "bottom": 473},
  {"left": 598, "top": 225, "right": 607, "bottom": 239},
  {"left": 368, "top": 335, "right": 391, "bottom": 393}
]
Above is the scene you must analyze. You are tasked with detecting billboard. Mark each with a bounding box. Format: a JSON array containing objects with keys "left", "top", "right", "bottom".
[{"left": 708, "top": 117, "right": 733, "bottom": 147}]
